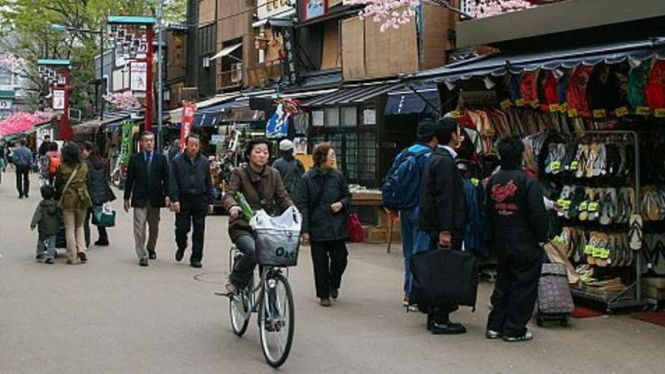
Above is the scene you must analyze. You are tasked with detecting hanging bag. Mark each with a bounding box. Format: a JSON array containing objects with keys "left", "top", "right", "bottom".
[
  {"left": 58, "top": 166, "right": 80, "bottom": 209},
  {"left": 347, "top": 213, "right": 364, "bottom": 243},
  {"left": 92, "top": 203, "right": 117, "bottom": 228},
  {"left": 410, "top": 245, "right": 478, "bottom": 309},
  {"left": 250, "top": 206, "right": 302, "bottom": 267}
]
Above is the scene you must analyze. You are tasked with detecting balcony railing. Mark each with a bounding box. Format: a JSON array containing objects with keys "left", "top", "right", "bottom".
[{"left": 217, "top": 68, "right": 243, "bottom": 91}]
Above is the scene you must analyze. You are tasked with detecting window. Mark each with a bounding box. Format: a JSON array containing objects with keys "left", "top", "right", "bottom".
[
  {"left": 311, "top": 110, "right": 324, "bottom": 127},
  {"left": 0, "top": 68, "right": 12, "bottom": 86},
  {"left": 362, "top": 107, "right": 376, "bottom": 125},
  {"left": 324, "top": 107, "right": 339, "bottom": 127},
  {"left": 341, "top": 106, "right": 357, "bottom": 127}
]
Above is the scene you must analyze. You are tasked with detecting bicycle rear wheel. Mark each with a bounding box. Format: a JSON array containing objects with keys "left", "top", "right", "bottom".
[{"left": 259, "top": 272, "right": 295, "bottom": 368}]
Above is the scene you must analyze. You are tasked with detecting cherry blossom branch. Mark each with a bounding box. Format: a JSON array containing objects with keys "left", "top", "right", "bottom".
[{"left": 103, "top": 92, "right": 142, "bottom": 111}]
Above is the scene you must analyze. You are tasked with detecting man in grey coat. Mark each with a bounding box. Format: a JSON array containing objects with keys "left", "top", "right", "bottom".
[{"left": 13, "top": 139, "right": 33, "bottom": 199}]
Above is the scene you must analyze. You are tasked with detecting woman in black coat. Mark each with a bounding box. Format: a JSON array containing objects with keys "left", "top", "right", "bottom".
[
  {"left": 297, "top": 143, "right": 352, "bottom": 307},
  {"left": 82, "top": 141, "right": 114, "bottom": 247}
]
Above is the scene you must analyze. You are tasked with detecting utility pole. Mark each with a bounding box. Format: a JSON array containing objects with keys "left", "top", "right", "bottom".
[{"left": 157, "top": 0, "right": 164, "bottom": 150}]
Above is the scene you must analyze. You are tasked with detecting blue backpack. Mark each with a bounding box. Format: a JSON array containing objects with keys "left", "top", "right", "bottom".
[{"left": 382, "top": 145, "right": 431, "bottom": 211}]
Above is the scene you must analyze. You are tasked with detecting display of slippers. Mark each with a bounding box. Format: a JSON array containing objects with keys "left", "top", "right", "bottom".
[{"left": 629, "top": 214, "right": 643, "bottom": 251}]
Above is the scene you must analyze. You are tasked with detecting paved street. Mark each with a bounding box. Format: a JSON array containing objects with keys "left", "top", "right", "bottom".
[{"left": 0, "top": 172, "right": 664, "bottom": 374}]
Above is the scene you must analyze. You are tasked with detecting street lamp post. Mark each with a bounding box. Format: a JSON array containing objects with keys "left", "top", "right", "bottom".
[
  {"left": 51, "top": 23, "right": 105, "bottom": 121},
  {"left": 157, "top": 0, "right": 164, "bottom": 151}
]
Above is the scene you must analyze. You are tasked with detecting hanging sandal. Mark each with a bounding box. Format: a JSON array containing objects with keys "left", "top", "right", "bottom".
[{"left": 629, "top": 214, "right": 643, "bottom": 251}]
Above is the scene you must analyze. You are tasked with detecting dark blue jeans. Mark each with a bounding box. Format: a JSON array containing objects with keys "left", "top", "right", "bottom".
[{"left": 400, "top": 208, "right": 430, "bottom": 297}]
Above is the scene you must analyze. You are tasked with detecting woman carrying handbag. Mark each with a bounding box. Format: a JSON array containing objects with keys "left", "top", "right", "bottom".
[
  {"left": 55, "top": 143, "right": 91, "bottom": 264},
  {"left": 297, "top": 143, "right": 352, "bottom": 307},
  {"left": 82, "top": 141, "right": 115, "bottom": 247}
]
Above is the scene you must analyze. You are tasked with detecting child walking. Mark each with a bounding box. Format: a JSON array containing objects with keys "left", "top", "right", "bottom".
[{"left": 30, "top": 186, "right": 61, "bottom": 264}]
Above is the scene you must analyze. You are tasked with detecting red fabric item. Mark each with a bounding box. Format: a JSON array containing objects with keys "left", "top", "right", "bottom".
[
  {"left": 567, "top": 65, "right": 594, "bottom": 117},
  {"left": 520, "top": 71, "right": 539, "bottom": 103},
  {"left": 457, "top": 112, "right": 476, "bottom": 130},
  {"left": 544, "top": 72, "right": 559, "bottom": 105},
  {"left": 347, "top": 213, "right": 364, "bottom": 243},
  {"left": 632, "top": 311, "right": 665, "bottom": 328},
  {"left": 571, "top": 305, "right": 604, "bottom": 318},
  {"left": 646, "top": 59, "right": 665, "bottom": 110}
]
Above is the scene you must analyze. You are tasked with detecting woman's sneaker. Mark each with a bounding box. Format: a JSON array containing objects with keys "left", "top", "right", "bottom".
[
  {"left": 503, "top": 331, "right": 533, "bottom": 342},
  {"left": 224, "top": 280, "right": 239, "bottom": 294},
  {"left": 486, "top": 330, "right": 502, "bottom": 339}
]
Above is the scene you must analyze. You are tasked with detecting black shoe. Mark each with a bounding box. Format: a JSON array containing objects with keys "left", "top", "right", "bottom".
[
  {"left": 18, "top": 195, "right": 23, "bottom": 199},
  {"left": 190, "top": 261, "right": 202, "bottom": 268},
  {"left": 139, "top": 258, "right": 149, "bottom": 267},
  {"left": 431, "top": 322, "right": 467, "bottom": 335},
  {"left": 94, "top": 240, "right": 109, "bottom": 247},
  {"left": 35, "top": 254, "right": 44, "bottom": 261},
  {"left": 331, "top": 288, "right": 339, "bottom": 300},
  {"left": 320, "top": 298, "right": 332, "bottom": 307},
  {"left": 175, "top": 248, "right": 185, "bottom": 262},
  {"left": 44, "top": 258, "right": 54, "bottom": 264},
  {"left": 25, "top": 194, "right": 29, "bottom": 198},
  {"left": 77, "top": 252, "right": 87, "bottom": 263},
  {"left": 148, "top": 250, "right": 157, "bottom": 260}
]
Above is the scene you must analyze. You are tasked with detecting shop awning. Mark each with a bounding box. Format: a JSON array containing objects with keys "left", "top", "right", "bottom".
[
  {"left": 384, "top": 85, "right": 439, "bottom": 115},
  {"left": 416, "top": 38, "right": 665, "bottom": 84},
  {"left": 168, "top": 93, "right": 241, "bottom": 123},
  {"left": 210, "top": 43, "right": 243, "bottom": 61},
  {"left": 301, "top": 83, "right": 403, "bottom": 107}
]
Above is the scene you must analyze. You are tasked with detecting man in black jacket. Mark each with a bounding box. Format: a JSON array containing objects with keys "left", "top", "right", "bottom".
[
  {"left": 170, "top": 134, "right": 214, "bottom": 268},
  {"left": 124, "top": 132, "right": 171, "bottom": 267},
  {"left": 486, "top": 136, "right": 548, "bottom": 342},
  {"left": 419, "top": 117, "right": 469, "bottom": 335}
]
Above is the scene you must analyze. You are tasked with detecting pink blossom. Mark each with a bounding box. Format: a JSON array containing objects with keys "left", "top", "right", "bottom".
[
  {"left": 0, "top": 111, "right": 55, "bottom": 137},
  {"left": 345, "top": 0, "right": 534, "bottom": 30},
  {"left": 0, "top": 54, "right": 28, "bottom": 73},
  {"left": 103, "top": 92, "right": 142, "bottom": 110}
]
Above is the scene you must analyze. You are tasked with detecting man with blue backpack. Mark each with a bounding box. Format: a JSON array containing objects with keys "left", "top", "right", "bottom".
[{"left": 382, "top": 118, "right": 438, "bottom": 307}]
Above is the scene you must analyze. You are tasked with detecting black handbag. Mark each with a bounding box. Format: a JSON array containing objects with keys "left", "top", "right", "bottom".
[
  {"left": 410, "top": 247, "right": 479, "bottom": 309},
  {"left": 55, "top": 226, "right": 67, "bottom": 249}
]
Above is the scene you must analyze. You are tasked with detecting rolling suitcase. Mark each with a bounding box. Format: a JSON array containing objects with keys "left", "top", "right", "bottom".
[{"left": 537, "top": 263, "right": 574, "bottom": 327}]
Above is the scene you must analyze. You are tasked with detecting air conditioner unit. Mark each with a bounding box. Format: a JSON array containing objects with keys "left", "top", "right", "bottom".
[{"left": 231, "top": 63, "right": 243, "bottom": 83}]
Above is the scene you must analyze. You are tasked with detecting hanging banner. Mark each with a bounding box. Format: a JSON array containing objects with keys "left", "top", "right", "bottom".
[
  {"left": 130, "top": 61, "right": 147, "bottom": 92},
  {"left": 267, "top": 98, "right": 301, "bottom": 139},
  {"left": 53, "top": 89, "right": 66, "bottom": 110},
  {"left": 180, "top": 102, "right": 196, "bottom": 151},
  {"left": 304, "top": 0, "right": 326, "bottom": 21},
  {"left": 120, "top": 120, "right": 134, "bottom": 165}
]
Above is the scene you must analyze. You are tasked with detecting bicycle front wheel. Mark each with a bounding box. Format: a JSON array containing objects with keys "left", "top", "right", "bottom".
[
  {"left": 229, "top": 250, "right": 251, "bottom": 337},
  {"left": 259, "top": 273, "right": 295, "bottom": 368}
]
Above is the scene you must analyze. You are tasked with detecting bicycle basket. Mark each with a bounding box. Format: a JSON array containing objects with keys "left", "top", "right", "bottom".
[{"left": 251, "top": 207, "right": 302, "bottom": 267}]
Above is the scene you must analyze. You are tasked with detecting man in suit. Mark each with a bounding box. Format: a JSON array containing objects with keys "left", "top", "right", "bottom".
[
  {"left": 419, "top": 117, "right": 469, "bottom": 335},
  {"left": 124, "top": 131, "right": 171, "bottom": 267}
]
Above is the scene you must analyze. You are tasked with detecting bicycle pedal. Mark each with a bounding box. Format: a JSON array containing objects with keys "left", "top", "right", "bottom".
[{"left": 215, "top": 292, "right": 232, "bottom": 297}]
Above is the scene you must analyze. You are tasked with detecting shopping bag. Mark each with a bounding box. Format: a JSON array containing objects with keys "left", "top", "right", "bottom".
[
  {"left": 347, "top": 213, "right": 364, "bottom": 243},
  {"left": 250, "top": 206, "right": 302, "bottom": 267},
  {"left": 410, "top": 247, "right": 478, "bottom": 309},
  {"left": 92, "top": 203, "right": 116, "bottom": 228}
]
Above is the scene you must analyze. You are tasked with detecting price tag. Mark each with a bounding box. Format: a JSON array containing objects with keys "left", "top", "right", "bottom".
[
  {"left": 568, "top": 108, "right": 579, "bottom": 118},
  {"left": 450, "top": 110, "right": 461, "bottom": 119},
  {"left": 579, "top": 202, "right": 588, "bottom": 211},
  {"left": 584, "top": 245, "right": 594, "bottom": 254},
  {"left": 516, "top": 98, "right": 527, "bottom": 107},
  {"left": 549, "top": 104, "right": 560, "bottom": 112},
  {"left": 588, "top": 202, "right": 599, "bottom": 212},
  {"left": 471, "top": 178, "right": 480, "bottom": 186},
  {"left": 592, "top": 247, "right": 603, "bottom": 257},
  {"left": 550, "top": 161, "right": 562, "bottom": 172},
  {"left": 485, "top": 127, "right": 495, "bottom": 137},
  {"left": 531, "top": 99, "right": 541, "bottom": 109},
  {"left": 500, "top": 99, "right": 512, "bottom": 110},
  {"left": 600, "top": 249, "right": 610, "bottom": 259},
  {"left": 655, "top": 108, "right": 665, "bottom": 118},
  {"left": 593, "top": 109, "right": 607, "bottom": 119},
  {"left": 562, "top": 200, "right": 572, "bottom": 210},
  {"left": 636, "top": 106, "right": 651, "bottom": 116},
  {"left": 559, "top": 102, "right": 569, "bottom": 113},
  {"left": 615, "top": 106, "right": 629, "bottom": 117},
  {"left": 570, "top": 161, "right": 579, "bottom": 171}
]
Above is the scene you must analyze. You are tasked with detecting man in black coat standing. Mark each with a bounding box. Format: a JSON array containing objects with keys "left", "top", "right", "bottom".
[
  {"left": 124, "top": 131, "right": 171, "bottom": 267},
  {"left": 169, "top": 134, "right": 214, "bottom": 268},
  {"left": 486, "top": 136, "right": 548, "bottom": 342},
  {"left": 419, "top": 117, "right": 469, "bottom": 335}
]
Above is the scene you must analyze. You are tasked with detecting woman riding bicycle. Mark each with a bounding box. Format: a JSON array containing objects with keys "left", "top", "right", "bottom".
[{"left": 223, "top": 138, "right": 294, "bottom": 294}]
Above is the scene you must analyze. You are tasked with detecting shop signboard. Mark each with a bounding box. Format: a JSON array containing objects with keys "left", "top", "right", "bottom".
[
  {"left": 180, "top": 102, "right": 196, "bottom": 151},
  {"left": 304, "top": 0, "right": 326, "bottom": 21},
  {"left": 259, "top": 0, "right": 293, "bottom": 20},
  {"left": 0, "top": 99, "right": 13, "bottom": 111},
  {"left": 120, "top": 121, "right": 134, "bottom": 165},
  {"left": 130, "top": 61, "right": 147, "bottom": 92},
  {"left": 211, "top": 134, "right": 225, "bottom": 145},
  {"left": 53, "top": 89, "right": 66, "bottom": 110}
]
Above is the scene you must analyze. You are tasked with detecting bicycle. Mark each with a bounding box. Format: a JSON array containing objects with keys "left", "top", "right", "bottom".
[{"left": 225, "top": 245, "right": 296, "bottom": 368}]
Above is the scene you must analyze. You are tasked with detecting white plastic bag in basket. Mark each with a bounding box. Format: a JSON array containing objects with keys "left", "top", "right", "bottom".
[{"left": 250, "top": 206, "right": 302, "bottom": 232}]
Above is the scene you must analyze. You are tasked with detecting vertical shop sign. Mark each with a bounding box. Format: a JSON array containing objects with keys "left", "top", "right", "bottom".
[
  {"left": 53, "top": 89, "right": 66, "bottom": 110},
  {"left": 120, "top": 120, "right": 134, "bottom": 165},
  {"left": 180, "top": 102, "right": 196, "bottom": 151},
  {"left": 130, "top": 61, "right": 148, "bottom": 92}
]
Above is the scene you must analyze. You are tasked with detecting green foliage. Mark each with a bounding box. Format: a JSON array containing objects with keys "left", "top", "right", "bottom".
[{"left": 0, "top": 0, "right": 186, "bottom": 113}]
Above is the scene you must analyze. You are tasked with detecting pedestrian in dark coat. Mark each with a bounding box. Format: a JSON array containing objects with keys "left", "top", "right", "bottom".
[
  {"left": 169, "top": 134, "right": 215, "bottom": 268},
  {"left": 272, "top": 139, "right": 305, "bottom": 202},
  {"left": 124, "top": 132, "right": 171, "bottom": 266},
  {"left": 486, "top": 136, "right": 549, "bottom": 343},
  {"left": 419, "top": 117, "right": 469, "bottom": 335},
  {"left": 30, "top": 185, "right": 60, "bottom": 264},
  {"left": 82, "top": 141, "right": 114, "bottom": 247},
  {"left": 297, "top": 143, "right": 352, "bottom": 307}
]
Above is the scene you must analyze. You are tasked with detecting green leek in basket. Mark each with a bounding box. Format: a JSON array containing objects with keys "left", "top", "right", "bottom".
[{"left": 235, "top": 192, "right": 255, "bottom": 221}]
